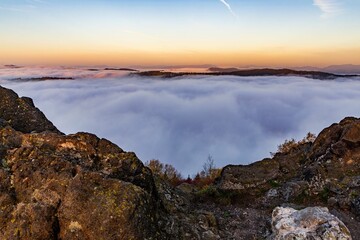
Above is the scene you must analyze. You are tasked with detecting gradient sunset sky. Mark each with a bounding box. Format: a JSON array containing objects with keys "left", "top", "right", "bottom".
[{"left": 1, "top": 0, "right": 359, "bottom": 67}]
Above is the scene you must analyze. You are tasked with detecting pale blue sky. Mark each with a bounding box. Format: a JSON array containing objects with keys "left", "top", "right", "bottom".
[{"left": 0, "top": 0, "right": 359, "bottom": 66}]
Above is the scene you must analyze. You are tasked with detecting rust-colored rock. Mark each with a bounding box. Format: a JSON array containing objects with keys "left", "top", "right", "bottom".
[{"left": 0, "top": 125, "right": 165, "bottom": 239}]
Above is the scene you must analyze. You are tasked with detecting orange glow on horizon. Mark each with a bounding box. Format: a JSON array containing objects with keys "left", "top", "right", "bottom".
[
  {"left": 1, "top": 0, "right": 359, "bottom": 68},
  {"left": 1, "top": 47, "right": 360, "bottom": 68}
]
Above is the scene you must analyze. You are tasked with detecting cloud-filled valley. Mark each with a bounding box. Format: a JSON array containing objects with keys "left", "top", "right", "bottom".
[{"left": 1, "top": 67, "right": 360, "bottom": 175}]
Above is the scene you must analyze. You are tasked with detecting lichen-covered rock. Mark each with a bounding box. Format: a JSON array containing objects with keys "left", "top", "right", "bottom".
[
  {"left": 58, "top": 172, "right": 159, "bottom": 239},
  {"left": 218, "top": 117, "right": 360, "bottom": 206},
  {"left": 218, "top": 159, "right": 280, "bottom": 191},
  {"left": 0, "top": 126, "right": 164, "bottom": 239},
  {"left": 153, "top": 175, "right": 222, "bottom": 239},
  {"left": 270, "top": 207, "right": 352, "bottom": 240},
  {"left": 0, "top": 86, "right": 61, "bottom": 134},
  {"left": 217, "top": 141, "right": 310, "bottom": 196}
]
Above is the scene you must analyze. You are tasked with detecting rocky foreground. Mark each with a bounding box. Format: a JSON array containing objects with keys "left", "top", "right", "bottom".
[{"left": 0, "top": 85, "right": 359, "bottom": 239}]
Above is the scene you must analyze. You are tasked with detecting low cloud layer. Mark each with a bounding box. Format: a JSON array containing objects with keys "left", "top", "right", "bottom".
[{"left": 1, "top": 67, "right": 360, "bottom": 175}]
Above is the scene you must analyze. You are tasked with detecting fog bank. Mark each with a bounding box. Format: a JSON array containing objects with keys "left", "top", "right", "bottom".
[{"left": 1, "top": 67, "right": 360, "bottom": 175}]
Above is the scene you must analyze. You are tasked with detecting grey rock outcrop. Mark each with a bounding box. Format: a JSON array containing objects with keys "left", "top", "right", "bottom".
[{"left": 270, "top": 207, "right": 352, "bottom": 239}]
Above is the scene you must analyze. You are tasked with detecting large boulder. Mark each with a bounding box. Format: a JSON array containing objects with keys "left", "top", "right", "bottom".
[
  {"left": 0, "top": 127, "right": 164, "bottom": 239},
  {"left": 270, "top": 206, "right": 352, "bottom": 239},
  {"left": 217, "top": 142, "right": 311, "bottom": 204}
]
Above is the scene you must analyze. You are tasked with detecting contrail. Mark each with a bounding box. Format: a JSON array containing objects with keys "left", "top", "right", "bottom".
[{"left": 219, "top": 0, "right": 237, "bottom": 17}]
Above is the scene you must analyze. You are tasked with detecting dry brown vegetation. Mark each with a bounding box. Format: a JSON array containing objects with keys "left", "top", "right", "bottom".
[
  {"left": 145, "top": 155, "right": 221, "bottom": 188},
  {"left": 145, "top": 159, "right": 183, "bottom": 186},
  {"left": 275, "top": 132, "right": 316, "bottom": 155}
]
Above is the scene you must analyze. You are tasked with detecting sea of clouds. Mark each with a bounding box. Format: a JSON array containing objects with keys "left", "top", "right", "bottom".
[{"left": 1, "top": 67, "right": 360, "bottom": 176}]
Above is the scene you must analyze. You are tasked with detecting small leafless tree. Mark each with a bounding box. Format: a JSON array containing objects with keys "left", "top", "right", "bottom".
[{"left": 202, "top": 155, "right": 215, "bottom": 177}]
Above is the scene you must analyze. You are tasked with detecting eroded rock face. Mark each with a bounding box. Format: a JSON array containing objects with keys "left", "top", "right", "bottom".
[
  {"left": 0, "top": 86, "right": 61, "bottom": 134},
  {"left": 218, "top": 143, "right": 310, "bottom": 193},
  {"left": 270, "top": 207, "right": 352, "bottom": 240},
  {"left": 219, "top": 159, "right": 280, "bottom": 191},
  {"left": 218, "top": 117, "right": 360, "bottom": 207},
  {"left": 0, "top": 127, "right": 164, "bottom": 239}
]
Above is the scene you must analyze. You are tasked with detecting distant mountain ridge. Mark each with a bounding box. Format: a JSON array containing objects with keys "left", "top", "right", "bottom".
[
  {"left": 11, "top": 77, "right": 74, "bottom": 82},
  {"left": 136, "top": 68, "right": 359, "bottom": 80},
  {"left": 209, "top": 65, "right": 360, "bottom": 75},
  {"left": 295, "top": 64, "right": 360, "bottom": 74}
]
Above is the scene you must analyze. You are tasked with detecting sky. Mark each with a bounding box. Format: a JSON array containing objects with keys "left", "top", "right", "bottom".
[
  {"left": 1, "top": 68, "right": 360, "bottom": 175},
  {"left": 0, "top": 0, "right": 360, "bottom": 67}
]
